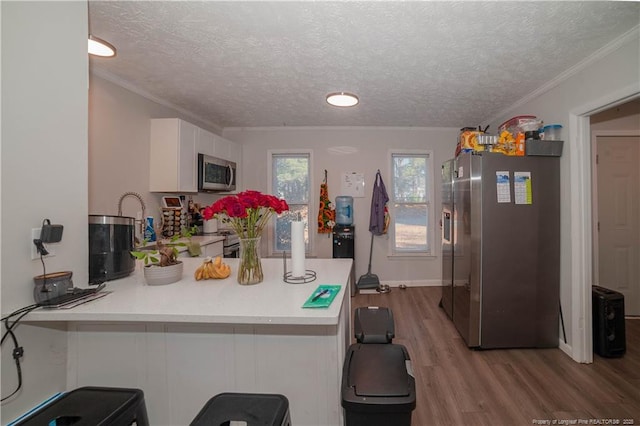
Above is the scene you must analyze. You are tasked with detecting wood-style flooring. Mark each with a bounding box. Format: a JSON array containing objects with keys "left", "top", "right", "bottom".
[{"left": 351, "top": 286, "right": 640, "bottom": 426}]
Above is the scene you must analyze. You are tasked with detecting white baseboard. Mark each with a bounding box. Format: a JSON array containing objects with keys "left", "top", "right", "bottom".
[
  {"left": 356, "top": 279, "right": 441, "bottom": 294},
  {"left": 382, "top": 279, "right": 441, "bottom": 287},
  {"left": 559, "top": 339, "right": 573, "bottom": 359}
]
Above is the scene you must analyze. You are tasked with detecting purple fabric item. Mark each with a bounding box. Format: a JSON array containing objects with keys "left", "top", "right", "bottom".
[{"left": 369, "top": 171, "right": 389, "bottom": 235}]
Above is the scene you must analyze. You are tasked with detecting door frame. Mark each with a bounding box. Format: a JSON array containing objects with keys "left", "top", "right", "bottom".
[
  {"left": 591, "top": 130, "right": 640, "bottom": 286},
  {"left": 569, "top": 85, "right": 639, "bottom": 363}
]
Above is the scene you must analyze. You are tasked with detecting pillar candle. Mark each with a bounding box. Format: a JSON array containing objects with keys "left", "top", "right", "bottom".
[{"left": 291, "top": 221, "right": 306, "bottom": 277}]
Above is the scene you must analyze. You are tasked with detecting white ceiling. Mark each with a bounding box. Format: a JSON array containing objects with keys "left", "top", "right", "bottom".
[{"left": 89, "top": 1, "right": 640, "bottom": 129}]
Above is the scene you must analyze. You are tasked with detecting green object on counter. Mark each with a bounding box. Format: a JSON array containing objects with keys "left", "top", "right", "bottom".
[
  {"left": 188, "top": 242, "right": 202, "bottom": 257},
  {"left": 302, "top": 285, "right": 341, "bottom": 308}
]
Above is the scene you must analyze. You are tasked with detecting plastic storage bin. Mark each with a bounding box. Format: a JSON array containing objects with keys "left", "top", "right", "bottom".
[
  {"left": 542, "top": 124, "right": 563, "bottom": 141},
  {"left": 342, "top": 343, "right": 416, "bottom": 426},
  {"left": 354, "top": 306, "right": 395, "bottom": 344},
  {"left": 335, "top": 196, "right": 354, "bottom": 225},
  {"left": 190, "top": 393, "right": 291, "bottom": 426},
  {"left": 13, "top": 386, "right": 149, "bottom": 426}
]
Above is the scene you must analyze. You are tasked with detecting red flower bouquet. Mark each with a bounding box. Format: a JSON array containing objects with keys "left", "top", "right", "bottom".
[
  {"left": 203, "top": 190, "right": 289, "bottom": 285},
  {"left": 202, "top": 190, "right": 289, "bottom": 238}
]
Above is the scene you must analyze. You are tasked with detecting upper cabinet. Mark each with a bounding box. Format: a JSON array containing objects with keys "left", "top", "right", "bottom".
[
  {"left": 150, "top": 118, "right": 197, "bottom": 193},
  {"left": 197, "top": 127, "right": 215, "bottom": 158},
  {"left": 149, "top": 118, "right": 241, "bottom": 193},
  {"left": 213, "top": 134, "right": 240, "bottom": 164}
]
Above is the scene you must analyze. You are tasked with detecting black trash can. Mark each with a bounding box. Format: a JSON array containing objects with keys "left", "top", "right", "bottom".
[
  {"left": 354, "top": 306, "right": 395, "bottom": 344},
  {"left": 342, "top": 343, "right": 416, "bottom": 426},
  {"left": 592, "top": 285, "right": 626, "bottom": 357},
  {"left": 13, "top": 386, "right": 149, "bottom": 426},
  {"left": 190, "top": 392, "right": 291, "bottom": 426}
]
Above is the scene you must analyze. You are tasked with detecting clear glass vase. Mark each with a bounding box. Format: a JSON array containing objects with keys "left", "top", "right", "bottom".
[{"left": 237, "top": 236, "right": 263, "bottom": 285}]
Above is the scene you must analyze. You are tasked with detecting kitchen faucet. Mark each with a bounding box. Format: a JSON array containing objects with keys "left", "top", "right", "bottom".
[{"left": 117, "top": 192, "right": 146, "bottom": 242}]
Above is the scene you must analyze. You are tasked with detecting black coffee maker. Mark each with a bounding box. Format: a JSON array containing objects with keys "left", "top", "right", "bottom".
[{"left": 89, "top": 215, "right": 136, "bottom": 284}]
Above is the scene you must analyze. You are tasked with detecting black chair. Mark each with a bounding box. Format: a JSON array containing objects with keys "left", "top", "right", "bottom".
[
  {"left": 14, "top": 386, "right": 149, "bottom": 426},
  {"left": 190, "top": 392, "right": 291, "bottom": 426}
]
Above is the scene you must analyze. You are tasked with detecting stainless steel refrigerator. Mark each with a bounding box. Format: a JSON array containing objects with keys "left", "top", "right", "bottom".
[{"left": 441, "top": 151, "right": 560, "bottom": 348}]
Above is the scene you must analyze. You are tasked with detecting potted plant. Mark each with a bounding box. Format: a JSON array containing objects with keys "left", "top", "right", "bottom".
[{"left": 131, "top": 225, "right": 198, "bottom": 285}]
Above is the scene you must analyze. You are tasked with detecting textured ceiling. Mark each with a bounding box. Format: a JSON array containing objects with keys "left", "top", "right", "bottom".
[{"left": 89, "top": 1, "right": 640, "bottom": 129}]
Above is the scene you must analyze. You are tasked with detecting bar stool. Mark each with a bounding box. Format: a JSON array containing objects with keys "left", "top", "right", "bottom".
[
  {"left": 190, "top": 392, "right": 291, "bottom": 426},
  {"left": 13, "top": 386, "right": 149, "bottom": 426}
]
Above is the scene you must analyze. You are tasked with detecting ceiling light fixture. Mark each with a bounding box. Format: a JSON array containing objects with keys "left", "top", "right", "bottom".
[
  {"left": 88, "top": 34, "right": 116, "bottom": 57},
  {"left": 326, "top": 92, "right": 359, "bottom": 107},
  {"left": 87, "top": 1, "right": 116, "bottom": 58}
]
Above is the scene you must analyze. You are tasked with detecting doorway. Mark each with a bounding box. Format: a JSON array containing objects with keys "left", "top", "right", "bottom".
[
  {"left": 591, "top": 100, "right": 640, "bottom": 317},
  {"left": 593, "top": 133, "right": 640, "bottom": 315}
]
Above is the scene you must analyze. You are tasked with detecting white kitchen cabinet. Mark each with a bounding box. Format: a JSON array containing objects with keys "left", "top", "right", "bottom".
[
  {"left": 228, "top": 137, "right": 241, "bottom": 164},
  {"left": 196, "top": 128, "right": 215, "bottom": 157},
  {"left": 212, "top": 135, "right": 242, "bottom": 192},
  {"left": 213, "top": 135, "right": 241, "bottom": 163},
  {"left": 212, "top": 134, "right": 231, "bottom": 160},
  {"left": 204, "top": 241, "right": 223, "bottom": 258},
  {"left": 150, "top": 118, "right": 197, "bottom": 193}
]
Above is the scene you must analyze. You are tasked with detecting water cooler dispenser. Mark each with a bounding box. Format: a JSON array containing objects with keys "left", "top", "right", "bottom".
[
  {"left": 333, "top": 224, "right": 356, "bottom": 295},
  {"left": 335, "top": 196, "right": 354, "bottom": 226}
]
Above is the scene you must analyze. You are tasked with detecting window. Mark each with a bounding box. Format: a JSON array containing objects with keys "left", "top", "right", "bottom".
[
  {"left": 268, "top": 151, "right": 312, "bottom": 255},
  {"left": 390, "top": 151, "right": 434, "bottom": 255}
]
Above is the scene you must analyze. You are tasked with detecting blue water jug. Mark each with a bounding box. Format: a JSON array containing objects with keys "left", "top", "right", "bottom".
[
  {"left": 144, "top": 216, "right": 156, "bottom": 242},
  {"left": 335, "top": 196, "right": 353, "bottom": 225}
]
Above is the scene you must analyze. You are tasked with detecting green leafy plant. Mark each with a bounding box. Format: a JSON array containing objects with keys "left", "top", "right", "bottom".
[{"left": 131, "top": 225, "right": 199, "bottom": 266}]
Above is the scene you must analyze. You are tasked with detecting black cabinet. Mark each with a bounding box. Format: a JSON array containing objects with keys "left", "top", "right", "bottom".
[{"left": 333, "top": 225, "right": 355, "bottom": 295}]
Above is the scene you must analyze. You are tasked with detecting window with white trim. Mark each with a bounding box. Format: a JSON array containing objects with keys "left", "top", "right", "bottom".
[
  {"left": 390, "top": 151, "right": 434, "bottom": 255},
  {"left": 268, "top": 151, "right": 312, "bottom": 255}
]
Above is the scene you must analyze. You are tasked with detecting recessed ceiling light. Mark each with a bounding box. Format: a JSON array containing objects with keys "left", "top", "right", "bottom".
[
  {"left": 326, "top": 92, "right": 359, "bottom": 107},
  {"left": 88, "top": 34, "right": 116, "bottom": 58}
]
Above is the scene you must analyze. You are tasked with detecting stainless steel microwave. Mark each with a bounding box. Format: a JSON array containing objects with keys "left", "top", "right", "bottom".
[{"left": 198, "top": 153, "right": 236, "bottom": 192}]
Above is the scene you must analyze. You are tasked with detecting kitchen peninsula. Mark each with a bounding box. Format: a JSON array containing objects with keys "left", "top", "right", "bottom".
[{"left": 24, "top": 257, "right": 353, "bottom": 426}]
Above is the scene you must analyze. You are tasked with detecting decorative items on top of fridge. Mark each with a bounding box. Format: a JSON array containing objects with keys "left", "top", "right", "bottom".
[{"left": 454, "top": 116, "right": 563, "bottom": 158}]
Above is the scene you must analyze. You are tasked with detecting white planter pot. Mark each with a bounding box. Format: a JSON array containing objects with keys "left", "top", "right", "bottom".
[{"left": 143, "top": 262, "right": 183, "bottom": 286}]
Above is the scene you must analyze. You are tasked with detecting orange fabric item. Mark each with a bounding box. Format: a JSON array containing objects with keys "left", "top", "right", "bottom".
[{"left": 318, "top": 171, "right": 335, "bottom": 234}]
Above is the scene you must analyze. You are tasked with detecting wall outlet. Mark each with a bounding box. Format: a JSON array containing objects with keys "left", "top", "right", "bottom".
[{"left": 31, "top": 228, "right": 55, "bottom": 260}]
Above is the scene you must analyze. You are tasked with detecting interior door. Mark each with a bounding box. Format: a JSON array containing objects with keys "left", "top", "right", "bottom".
[{"left": 596, "top": 135, "right": 640, "bottom": 316}]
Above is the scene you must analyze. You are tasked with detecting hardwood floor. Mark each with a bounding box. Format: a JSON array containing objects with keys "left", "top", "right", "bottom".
[{"left": 351, "top": 287, "right": 640, "bottom": 426}]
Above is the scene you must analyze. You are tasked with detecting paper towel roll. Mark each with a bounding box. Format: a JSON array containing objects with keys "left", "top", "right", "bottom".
[{"left": 291, "top": 221, "right": 306, "bottom": 277}]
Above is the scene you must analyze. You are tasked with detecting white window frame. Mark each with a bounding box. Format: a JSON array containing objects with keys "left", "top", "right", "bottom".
[
  {"left": 388, "top": 149, "right": 435, "bottom": 257},
  {"left": 267, "top": 149, "right": 314, "bottom": 257}
]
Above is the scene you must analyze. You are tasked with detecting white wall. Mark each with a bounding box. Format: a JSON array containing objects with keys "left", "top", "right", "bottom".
[
  {"left": 224, "top": 126, "right": 458, "bottom": 283},
  {"left": 88, "top": 74, "right": 222, "bottom": 226},
  {"left": 1, "top": 2, "right": 87, "bottom": 421},
  {"left": 486, "top": 28, "right": 640, "bottom": 359}
]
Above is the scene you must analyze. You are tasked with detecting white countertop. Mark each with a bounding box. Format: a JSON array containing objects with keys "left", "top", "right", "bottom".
[{"left": 25, "top": 257, "right": 352, "bottom": 326}]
